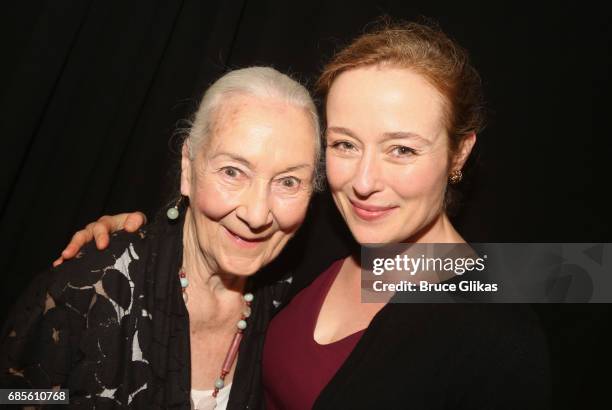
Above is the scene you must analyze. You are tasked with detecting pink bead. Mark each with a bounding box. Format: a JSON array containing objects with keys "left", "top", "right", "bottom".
[{"left": 221, "top": 333, "right": 243, "bottom": 373}]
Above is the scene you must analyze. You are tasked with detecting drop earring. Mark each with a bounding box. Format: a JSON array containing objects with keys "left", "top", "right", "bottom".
[{"left": 166, "top": 196, "right": 183, "bottom": 220}]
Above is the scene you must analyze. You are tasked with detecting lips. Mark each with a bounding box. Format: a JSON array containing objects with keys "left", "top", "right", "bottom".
[
  {"left": 349, "top": 199, "right": 398, "bottom": 221},
  {"left": 223, "top": 226, "right": 269, "bottom": 249}
]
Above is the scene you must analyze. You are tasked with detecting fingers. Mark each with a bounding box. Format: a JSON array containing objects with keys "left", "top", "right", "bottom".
[
  {"left": 97, "top": 214, "right": 121, "bottom": 232},
  {"left": 60, "top": 223, "right": 96, "bottom": 259},
  {"left": 92, "top": 222, "right": 111, "bottom": 250},
  {"left": 53, "top": 211, "right": 147, "bottom": 267},
  {"left": 124, "top": 212, "right": 147, "bottom": 232}
]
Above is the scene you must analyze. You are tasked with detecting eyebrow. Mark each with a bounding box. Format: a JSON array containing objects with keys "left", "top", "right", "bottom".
[
  {"left": 381, "top": 131, "right": 432, "bottom": 145},
  {"left": 326, "top": 126, "right": 359, "bottom": 140},
  {"left": 213, "top": 152, "right": 253, "bottom": 168},
  {"left": 326, "top": 126, "right": 432, "bottom": 145},
  {"left": 280, "top": 164, "right": 312, "bottom": 173},
  {"left": 213, "top": 152, "right": 312, "bottom": 173}
]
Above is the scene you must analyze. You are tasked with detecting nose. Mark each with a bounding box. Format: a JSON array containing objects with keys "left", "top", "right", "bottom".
[
  {"left": 352, "top": 149, "right": 384, "bottom": 198},
  {"left": 235, "top": 180, "right": 274, "bottom": 232}
]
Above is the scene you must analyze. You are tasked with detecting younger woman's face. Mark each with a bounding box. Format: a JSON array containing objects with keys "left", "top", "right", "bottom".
[{"left": 325, "top": 65, "right": 470, "bottom": 244}]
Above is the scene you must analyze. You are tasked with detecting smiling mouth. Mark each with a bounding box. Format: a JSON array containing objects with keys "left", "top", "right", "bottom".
[
  {"left": 349, "top": 199, "right": 398, "bottom": 221},
  {"left": 223, "top": 226, "right": 270, "bottom": 248}
]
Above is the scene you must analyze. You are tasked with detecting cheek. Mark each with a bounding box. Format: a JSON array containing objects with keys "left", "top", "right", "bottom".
[
  {"left": 387, "top": 161, "right": 448, "bottom": 201},
  {"left": 326, "top": 155, "right": 356, "bottom": 192},
  {"left": 271, "top": 194, "right": 310, "bottom": 231},
  {"left": 191, "top": 175, "right": 240, "bottom": 220}
]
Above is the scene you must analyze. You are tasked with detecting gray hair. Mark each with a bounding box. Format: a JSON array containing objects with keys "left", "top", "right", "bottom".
[{"left": 186, "top": 66, "right": 323, "bottom": 191}]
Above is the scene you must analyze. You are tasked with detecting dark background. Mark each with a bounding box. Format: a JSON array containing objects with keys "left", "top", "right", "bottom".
[{"left": 1, "top": 0, "right": 610, "bottom": 407}]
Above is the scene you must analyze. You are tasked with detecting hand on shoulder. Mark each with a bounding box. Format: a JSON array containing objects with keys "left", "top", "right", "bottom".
[{"left": 52, "top": 212, "right": 147, "bottom": 267}]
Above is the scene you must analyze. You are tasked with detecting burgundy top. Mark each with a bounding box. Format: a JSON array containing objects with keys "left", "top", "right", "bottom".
[{"left": 263, "top": 259, "right": 365, "bottom": 410}]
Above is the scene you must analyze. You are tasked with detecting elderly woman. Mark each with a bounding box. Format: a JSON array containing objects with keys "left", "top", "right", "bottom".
[
  {"left": 51, "top": 22, "right": 550, "bottom": 409},
  {"left": 0, "top": 66, "right": 320, "bottom": 409}
]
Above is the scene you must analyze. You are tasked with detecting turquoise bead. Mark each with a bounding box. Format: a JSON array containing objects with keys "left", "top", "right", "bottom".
[
  {"left": 166, "top": 207, "right": 179, "bottom": 220},
  {"left": 180, "top": 277, "right": 189, "bottom": 288},
  {"left": 215, "top": 378, "right": 224, "bottom": 389}
]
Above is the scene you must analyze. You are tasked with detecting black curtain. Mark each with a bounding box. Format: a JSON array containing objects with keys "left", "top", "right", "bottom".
[{"left": 1, "top": 0, "right": 610, "bottom": 408}]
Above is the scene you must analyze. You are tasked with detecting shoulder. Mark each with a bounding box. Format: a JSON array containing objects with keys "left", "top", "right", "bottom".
[
  {"left": 59, "top": 229, "right": 148, "bottom": 270},
  {"left": 381, "top": 303, "right": 549, "bottom": 367},
  {"left": 426, "top": 304, "right": 548, "bottom": 353},
  {"left": 435, "top": 304, "right": 550, "bottom": 384},
  {"left": 455, "top": 304, "right": 547, "bottom": 348},
  {"left": 64, "top": 228, "right": 149, "bottom": 268},
  {"left": 387, "top": 303, "right": 544, "bottom": 337},
  {"left": 2, "top": 227, "right": 148, "bottom": 328},
  {"left": 49, "top": 229, "right": 150, "bottom": 303}
]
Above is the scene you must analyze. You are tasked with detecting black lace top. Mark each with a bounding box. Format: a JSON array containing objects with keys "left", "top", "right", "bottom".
[{"left": 0, "top": 214, "right": 289, "bottom": 409}]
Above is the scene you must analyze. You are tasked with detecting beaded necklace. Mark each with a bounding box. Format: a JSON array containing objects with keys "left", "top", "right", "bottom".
[{"left": 179, "top": 268, "right": 253, "bottom": 398}]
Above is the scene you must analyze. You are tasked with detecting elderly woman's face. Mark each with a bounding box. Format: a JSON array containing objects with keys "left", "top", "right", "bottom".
[
  {"left": 325, "top": 66, "right": 469, "bottom": 244},
  {"left": 181, "top": 95, "right": 316, "bottom": 276}
]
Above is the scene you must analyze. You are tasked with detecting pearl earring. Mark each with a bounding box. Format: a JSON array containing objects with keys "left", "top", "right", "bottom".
[{"left": 166, "top": 196, "right": 183, "bottom": 220}]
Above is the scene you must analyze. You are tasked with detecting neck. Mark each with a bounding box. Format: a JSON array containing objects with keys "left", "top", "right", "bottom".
[
  {"left": 182, "top": 208, "right": 247, "bottom": 326},
  {"left": 406, "top": 212, "right": 466, "bottom": 244}
]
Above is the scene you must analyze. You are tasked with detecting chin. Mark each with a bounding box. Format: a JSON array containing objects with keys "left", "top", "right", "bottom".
[
  {"left": 219, "top": 255, "right": 265, "bottom": 277},
  {"left": 350, "top": 227, "right": 395, "bottom": 245},
  {"left": 350, "top": 218, "right": 424, "bottom": 244}
]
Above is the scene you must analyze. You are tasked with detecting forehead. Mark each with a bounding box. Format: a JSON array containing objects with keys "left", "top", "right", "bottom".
[
  {"left": 326, "top": 66, "right": 448, "bottom": 142},
  {"left": 206, "top": 95, "right": 316, "bottom": 169}
]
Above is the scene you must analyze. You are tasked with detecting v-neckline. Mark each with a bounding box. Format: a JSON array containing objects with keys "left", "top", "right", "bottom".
[{"left": 311, "top": 258, "right": 367, "bottom": 346}]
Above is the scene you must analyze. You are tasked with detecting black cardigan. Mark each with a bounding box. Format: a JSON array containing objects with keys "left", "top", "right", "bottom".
[
  {"left": 0, "top": 214, "right": 288, "bottom": 409},
  {"left": 311, "top": 301, "right": 551, "bottom": 409}
]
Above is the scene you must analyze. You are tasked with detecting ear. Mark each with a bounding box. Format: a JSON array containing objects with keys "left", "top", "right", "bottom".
[
  {"left": 180, "top": 143, "right": 192, "bottom": 198},
  {"left": 451, "top": 132, "right": 476, "bottom": 171}
]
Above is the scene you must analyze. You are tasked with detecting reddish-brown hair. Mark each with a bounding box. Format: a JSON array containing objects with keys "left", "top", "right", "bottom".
[{"left": 316, "top": 20, "right": 485, "bottom": 157}]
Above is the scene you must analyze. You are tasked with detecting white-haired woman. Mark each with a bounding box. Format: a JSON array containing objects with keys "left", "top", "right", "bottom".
[{"left": 0, "top": 67, "right": 320, "bottom": 409}]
